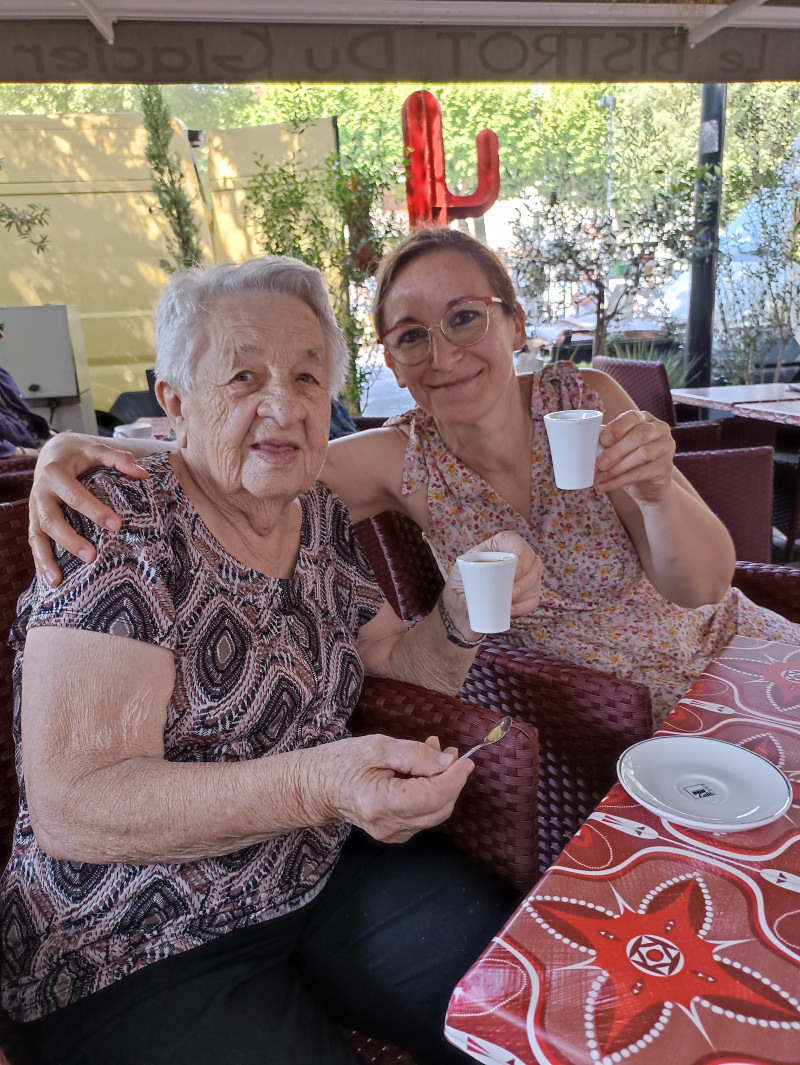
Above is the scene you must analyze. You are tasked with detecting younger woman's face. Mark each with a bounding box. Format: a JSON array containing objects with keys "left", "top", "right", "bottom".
[{"left": 381, "top": 250, "right": 525, "bottom": 424}]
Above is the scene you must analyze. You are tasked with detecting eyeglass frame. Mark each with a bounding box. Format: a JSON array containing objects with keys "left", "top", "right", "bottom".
[{"left": 377, "top": 296, "right": 508, "bottom": 365}]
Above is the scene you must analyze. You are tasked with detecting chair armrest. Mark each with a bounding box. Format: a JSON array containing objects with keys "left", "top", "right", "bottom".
[
  {"left": 0, "top": 470, "right": 34, "bottom": 503},
  {"left": 671, "top": 422, "right": 721, "bottom": 452},
  {"left": 0, "top": 456, "right": 38, "bottom": 475},
  {"left": 463, "top": 640, "right": 653, "bottom": 873},
  {"left": 733, "top": 563, "right": 800, "bottom": 624},
  {"left": 351, "top": 676, "right": 539, "bottom": 894}
]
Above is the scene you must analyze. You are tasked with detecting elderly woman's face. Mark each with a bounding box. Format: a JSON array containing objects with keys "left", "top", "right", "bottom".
[{"left": 178, "top": 289, "right": 332, "bottom": 502}]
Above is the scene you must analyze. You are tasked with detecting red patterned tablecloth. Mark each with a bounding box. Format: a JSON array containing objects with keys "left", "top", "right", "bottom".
[{"left": 446, "top": 636, "right": 800, "bottom": 1065}]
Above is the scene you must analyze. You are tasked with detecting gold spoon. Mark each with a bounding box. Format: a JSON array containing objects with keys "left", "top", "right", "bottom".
[{"left": 458, "top": 716, "right": 513, "bottom": 760}]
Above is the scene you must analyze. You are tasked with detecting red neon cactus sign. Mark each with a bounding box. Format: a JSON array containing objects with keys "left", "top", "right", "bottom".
[{"left": 402, "top": 89, "right": 500, "bottom": 229}]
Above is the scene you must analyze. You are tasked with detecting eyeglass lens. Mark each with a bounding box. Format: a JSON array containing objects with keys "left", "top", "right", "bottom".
[{"left": 382, "top": 300, "right": 491, "bottom": 365}]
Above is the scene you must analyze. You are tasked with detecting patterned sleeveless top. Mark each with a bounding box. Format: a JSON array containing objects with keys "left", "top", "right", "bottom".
[
  {"left": 0, "top": 452, "right": 382, "bottom": 1022},
  {"left": 387, "top": 361, "right": 800, "bottom": 723}
]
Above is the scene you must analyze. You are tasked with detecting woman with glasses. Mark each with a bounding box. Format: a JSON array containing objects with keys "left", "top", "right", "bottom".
[{"left": 27, "top": 227, "right": 800, "bottom": 723}]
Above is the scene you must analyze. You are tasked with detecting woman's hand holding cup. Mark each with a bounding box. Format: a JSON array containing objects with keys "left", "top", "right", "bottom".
[
  {"left": 594, "top": 409, "right": 676, "bottom": 503},
  {"left": 445, "top": 531, "right": 542, "bottom": 637}
]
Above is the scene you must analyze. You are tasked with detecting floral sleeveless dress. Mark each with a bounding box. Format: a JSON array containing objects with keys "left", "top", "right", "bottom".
[{"left": 387, "top": 362, "right": 800, "bottom": 723}]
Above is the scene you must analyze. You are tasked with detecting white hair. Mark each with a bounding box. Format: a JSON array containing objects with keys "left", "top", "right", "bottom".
[{"left": 153, "top": 256, "right": 349, "bottom": 399}]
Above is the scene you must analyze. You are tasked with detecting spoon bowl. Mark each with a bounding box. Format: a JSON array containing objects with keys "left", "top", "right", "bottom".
[{"left": 458, "top": 715, "right": 513, "bottom": 760}]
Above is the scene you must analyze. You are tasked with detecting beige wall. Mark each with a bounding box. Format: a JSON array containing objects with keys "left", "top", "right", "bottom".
[
  {"left": 208, "top": 118, "right": 337, "bottom": 264},
  {"left": 0, "top": 113, "right": 338, "bottom": 413},
  {"left": 0, "top": 113, "right": 212, "bottom": 412}
]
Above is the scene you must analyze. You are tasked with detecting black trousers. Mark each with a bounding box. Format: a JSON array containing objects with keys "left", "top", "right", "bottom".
[{"left": 11, "top": 830, "right": 516, "bottom": 1065}]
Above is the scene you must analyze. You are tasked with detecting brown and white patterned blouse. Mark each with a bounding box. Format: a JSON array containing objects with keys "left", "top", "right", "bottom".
[{"left": 0, "top": 452, "right": 383, "bottom": 1022}]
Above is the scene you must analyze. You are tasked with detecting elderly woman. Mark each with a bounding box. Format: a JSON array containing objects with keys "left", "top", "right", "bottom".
[
  {"left": 1, "top": 257, "right": 541, "bottom": 1065},
  {"left": 28, "top": 229, "right": 799, "bottom": 725}
]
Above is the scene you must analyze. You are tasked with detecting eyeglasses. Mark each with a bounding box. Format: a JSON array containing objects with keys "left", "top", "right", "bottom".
[{"left": 377, "top": 296, "right": 506, "bottom": 366}]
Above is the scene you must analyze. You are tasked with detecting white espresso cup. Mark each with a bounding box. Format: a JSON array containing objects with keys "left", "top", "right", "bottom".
[
  {"left": 455, "top": 551, "right": 518, "bottom": 634},
  {"left": 543, "top": 409, "right": 604, "bottom": 490},
  {"left": 113, "top": 423, "right": 153, "bottom": 439}
]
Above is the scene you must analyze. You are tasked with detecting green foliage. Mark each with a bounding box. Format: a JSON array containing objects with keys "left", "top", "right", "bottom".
[
  {"left": 138, "top": 85, "right": 204, "bottom": 274},
  {"left": 512, "top": 170, "right": 710, "bottom": 358},
  {"left": 610, "top": 84, "right": 700, "bottom": 215},
  {"left": 713, "top": 84, "right": 800, "bottom": 384},
  {"left": 243, "top": 137, "right": 402, "bottom": 411},
  {"left": 0, "top": 158, "right": 49, "bottom": 253}
]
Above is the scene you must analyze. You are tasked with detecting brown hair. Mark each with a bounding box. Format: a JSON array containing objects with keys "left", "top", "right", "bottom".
[{"left": 372, "top": 226, "right": 518, "bottom": 337}]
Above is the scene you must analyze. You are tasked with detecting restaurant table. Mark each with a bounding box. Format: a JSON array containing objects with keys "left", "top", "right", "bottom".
[
  {"left": 733, "top": 401, "right": 800, "bottom": 428},
  {"left": 446, "top": 635, "right": 800, "bottom": 1065},
  {"left": 671, "top": 384, "right": 800, "bottom": 412}
]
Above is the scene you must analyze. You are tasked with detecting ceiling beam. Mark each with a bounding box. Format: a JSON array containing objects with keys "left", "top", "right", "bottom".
[
  {"left": 74, "top": 0, "right": 116, "bottom": 44},
  {"left": 687, "top": 0, "right": 770, "bottom": 48},
  {"left": 5, "top": 1, "right": 800, "bottom": 30}
]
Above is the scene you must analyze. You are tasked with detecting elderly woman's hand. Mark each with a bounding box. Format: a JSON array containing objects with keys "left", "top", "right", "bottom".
[
  {"left": 28, "top": 433, "right": 150, "bottom": 586},
  {"left": 309, "top": 734, "right": 474, "bottom": 844},
  {"left": 440, "top": 530, "right": 543, "bottom": 641},
  {"left": 594, "top": 409, "right": 676, "bottom": 503}
]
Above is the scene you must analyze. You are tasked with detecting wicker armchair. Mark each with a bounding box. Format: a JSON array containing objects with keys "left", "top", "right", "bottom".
[
  {"left": 673, "top": 447, "right": 774, "bottom": 563},
  {"left": 357, "top": 476, "right": 800, "bottom": 874},
  {"left": 0, "top": 471, "right": 34, "bottom": 505},
  {"left": 591, "top": 356, "right": 722, "bottom": 451},
  {"left": 0, "top": 499, "right": 539, "bottom": 1065},
  {"left": 0, "top": 457, "right": 37, "bottom": 476},
  {"left": 357, "top": 510, "right": 654, "bottom": 874}
]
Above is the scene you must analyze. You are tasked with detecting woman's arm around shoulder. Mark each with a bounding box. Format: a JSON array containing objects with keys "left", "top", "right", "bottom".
[
  {"left": 29, "top": 431, "right": 173, "bottom": 585},
  {"left": 582, "top": 368, "right": 735, "bottom": 607},
  {"left": 321, "top": 424, "right": 427, "bottom": 526}
]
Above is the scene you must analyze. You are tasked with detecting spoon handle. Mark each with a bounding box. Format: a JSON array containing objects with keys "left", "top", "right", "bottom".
[{"left": 458, "top": 742, "right": 485, "bottom": 761}]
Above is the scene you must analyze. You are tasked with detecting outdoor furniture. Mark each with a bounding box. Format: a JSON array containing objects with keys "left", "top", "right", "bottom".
[
  {"left": 671, "top": 382, "right": 800, "bottom": 411},
  {"left": 357, "top": 503, "right": 800, "bottom": 874},
  {"left": 0, "top": 470, "right": 34, "bottom": 504},
  {"left": 670, "top": 384, "right": 800, "bottom": 559},
  {"left": 591, "top": 356, "right": 722, "bottom": 451},
  {"left": 673, "top": 446, "right": 774, "bottom": 563},
  {"left": 352, "top": 415, "right": 388, "bottom": 432},
  {"left": 357, "top": 510, "right": 654, "bottom": 873},
  {"left": 0, "top": 497, "right": 540, "bottom": 1065},
  {"left": 445, "top": 634, "right": 800, "bottom": 1065},
  {"left": 0, "top": 456, "right": 37, "bottom": 475}
]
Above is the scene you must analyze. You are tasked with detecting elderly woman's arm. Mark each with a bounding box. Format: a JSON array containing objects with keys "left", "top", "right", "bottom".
[
  {"left": 584, "top": 369, "right": 735, "bottom": 607},
  {"left": 357, "top": 530, "right": 542, "bottom": 695},
  {"left": 22, "top": 628, "right": 473, "bottom": 866}
]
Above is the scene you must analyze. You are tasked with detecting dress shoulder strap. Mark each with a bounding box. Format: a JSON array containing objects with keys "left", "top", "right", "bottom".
[{"left": 529, "top": 361, "right": 601, "bottom": 418}]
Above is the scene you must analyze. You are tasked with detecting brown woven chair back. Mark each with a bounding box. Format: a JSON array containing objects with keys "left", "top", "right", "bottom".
[
  {"left": 0, "top": 500, "right": 33, "bottom": 867},
  {"left": 0, "top": 500, "right": 34, "bottom": 1063},
  {"left": 0, "top": 471, "right": 34, "bottom": 505},
  {"left": 352, "top": 416, "right": 388, "bottom": 432},
  {"left": 0, "top": 456, "right": 37, "bottom": 476},
  {"left": 674, "top": 447, "right": 773, "bottom": 563},
  {"left": 364, "top": 510, "right": 653, "bottom": 873},
  {"left": 591, "top": 356, "right": 676, "bottom": 425},
  {"left": 353, "top": 519, "right": 401, "bottom": 615},
  {"left": 369, "top": 512, "right": 443, "bottom": 622}
]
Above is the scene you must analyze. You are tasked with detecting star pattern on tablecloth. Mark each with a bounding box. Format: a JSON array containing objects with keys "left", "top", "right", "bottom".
[{"left": 527, "top": 872, "right": 800, "bottom": 1062}]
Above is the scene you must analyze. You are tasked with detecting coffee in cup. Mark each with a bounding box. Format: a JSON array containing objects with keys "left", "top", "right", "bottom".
[{"left": 455, "top": 551, "right": 517, "bottom": 633}]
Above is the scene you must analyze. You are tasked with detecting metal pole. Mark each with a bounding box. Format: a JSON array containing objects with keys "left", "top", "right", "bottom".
[{"left": 686, "top": 83, "right": 726, "bottom": 388}]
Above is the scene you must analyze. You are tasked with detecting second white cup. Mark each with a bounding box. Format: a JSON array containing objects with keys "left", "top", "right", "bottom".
[
  {"left": 456, "top": 551, "right": 517, "bottom": 633},
  {"left": 113, "top": 423, "right": 153, "bottom": 439},
  {"left": 543, "top": 409, "right": 603, "bottom": 490}
]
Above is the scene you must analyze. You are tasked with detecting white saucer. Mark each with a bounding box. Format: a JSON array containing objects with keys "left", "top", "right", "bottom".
[{"left": 617, "top": 736, "right": 793, "bottom": 832}]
